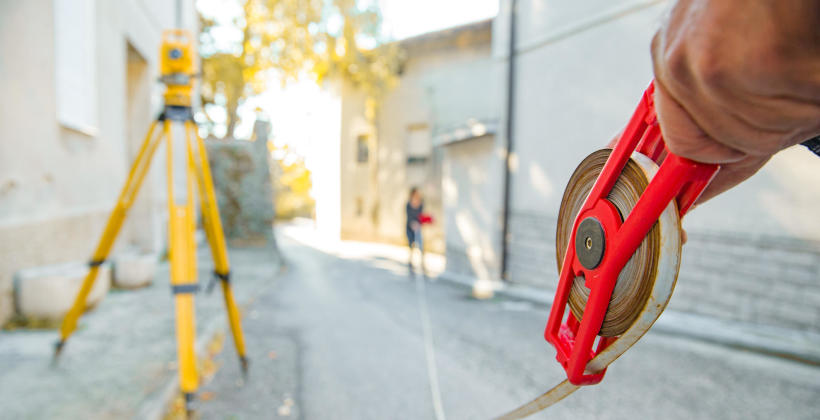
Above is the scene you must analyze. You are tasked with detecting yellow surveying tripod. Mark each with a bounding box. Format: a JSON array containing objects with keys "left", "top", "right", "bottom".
[{"left": 53, "top": 30, "right": 248, "bottom": 412}]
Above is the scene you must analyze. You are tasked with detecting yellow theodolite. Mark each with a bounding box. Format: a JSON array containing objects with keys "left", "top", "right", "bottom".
[
  {"left": 160, "top": 29, "right": 196, "bottom": 107},
  {"left": 54, "top": 29, "right": 248, "bottom": 415}
]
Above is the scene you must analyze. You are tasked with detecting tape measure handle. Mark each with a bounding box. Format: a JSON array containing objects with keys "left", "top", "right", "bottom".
[
  {"left": 670, "top": 156, "right": 719, "bottom": 216},
  {"left": 637, "top": 81, "right": 720, "bottom": 216}
]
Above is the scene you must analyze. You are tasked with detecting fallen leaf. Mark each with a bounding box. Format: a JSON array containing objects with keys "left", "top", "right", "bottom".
[{"left": 277, "top": 405, "right": 291, "bottom": 416}]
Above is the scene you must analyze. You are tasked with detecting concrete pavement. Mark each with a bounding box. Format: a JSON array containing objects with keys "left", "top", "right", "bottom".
[
  {"left": 2, "top": 222, "right": 820, "bottom": 419},
  {"left": 198, "top": 223, "right": 820, "bottom": 419},
  {"left": 0, "top": 245, "right": 281, "bottom": 420}
]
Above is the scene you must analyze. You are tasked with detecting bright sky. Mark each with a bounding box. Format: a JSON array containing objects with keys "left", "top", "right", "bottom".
[
  {"left": 198, "top": 0, "right": 499, "bottom": 43},
  {"left": 378, "top": 0, "right": 498, "bottom": 39}
]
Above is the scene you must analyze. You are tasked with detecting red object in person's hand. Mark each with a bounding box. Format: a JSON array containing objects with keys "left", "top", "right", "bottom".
[
  {"left": 544, "top": 81, "right": 719, "bottom": 386},
  {"left": 419, "top": 213, "right": 434, "bottom": 225}
]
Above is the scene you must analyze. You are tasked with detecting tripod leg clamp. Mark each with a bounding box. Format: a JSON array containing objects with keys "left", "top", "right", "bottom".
[
  {"left": 214, "top": 271, "right": 231, "bottom": 283},
  {"left": 206, "top": 270, "right": 230, "bottom": 294},
  {"left": 171, "top": 284, "right": 200, "bottom": 295}
]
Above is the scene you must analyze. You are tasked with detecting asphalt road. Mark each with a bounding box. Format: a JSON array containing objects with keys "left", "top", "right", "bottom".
[{"left": 199, "top": 234, "right": 820, "bottom": 420}]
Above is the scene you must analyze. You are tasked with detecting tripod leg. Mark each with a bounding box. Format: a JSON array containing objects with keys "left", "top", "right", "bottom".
[
  {"left": 186, "top": 121, "right": 249, "bottom": 376},
  {"left": 166, "top": 120, "right": 200, "bottom": 413},
  {"left": 56, "top": 121, "right": 164, "bottom": 357}
]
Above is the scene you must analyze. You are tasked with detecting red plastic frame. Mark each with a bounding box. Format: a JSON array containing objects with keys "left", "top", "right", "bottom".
[{"left": 544, "top": 81, "right": 719, "bottom": 385}]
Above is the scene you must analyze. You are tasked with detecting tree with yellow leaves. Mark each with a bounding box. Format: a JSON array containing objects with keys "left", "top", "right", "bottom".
[
  {"left": 199, "top": 0, "right": 403, "bottom": 139},
  {"left": 271, "top": 144, "right": 315, "bottom": 219}
]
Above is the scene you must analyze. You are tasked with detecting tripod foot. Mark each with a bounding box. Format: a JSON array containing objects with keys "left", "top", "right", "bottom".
[
  {"left": 52, "top": 340, "right": 66, "bottom": 363},
  {"left": 184, "top": 392, "right": 196, "bottom": 418},
  {"left": 239, "top": 356, "right": 249, "bottom": 379}
]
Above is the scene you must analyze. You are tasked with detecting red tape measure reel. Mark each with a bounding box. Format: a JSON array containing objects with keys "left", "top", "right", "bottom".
[{"left": 544, "top": 82, "right": 720, "bottom": 385}]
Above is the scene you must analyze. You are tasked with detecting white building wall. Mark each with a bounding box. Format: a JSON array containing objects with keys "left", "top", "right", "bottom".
[
  {"left": 0, "top": 0, "right": 196, "bottom": 324},
  {"left": 312, "top": 86, "right": 344, "bottom": 242},
  {"left": 499, "top": 0, "right": 664, "bottom": 284},
  {"left": 498, "top": 0, "right": 820, "bottom": 333},
  {"left": 442, "top": 135, "right": 504, "bottom": 283}
]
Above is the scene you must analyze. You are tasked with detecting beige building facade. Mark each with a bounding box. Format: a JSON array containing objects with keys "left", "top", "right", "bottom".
[
  {"left": 336, "top": 19, "right": 498, "bottom": 254},
  {"left": 0, "top": 0, "right": 197, "bottom": 324}
]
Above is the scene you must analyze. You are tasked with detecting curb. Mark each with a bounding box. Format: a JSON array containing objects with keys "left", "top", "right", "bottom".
[
  {"left": 135, "top": 316, "right": 227, "bottom": 420},
  {"left": 134, "top": 254, "right": 286, "bottom": 420},
  {"left": 437, "top": 271, "right": 820, "bottom": 365}
]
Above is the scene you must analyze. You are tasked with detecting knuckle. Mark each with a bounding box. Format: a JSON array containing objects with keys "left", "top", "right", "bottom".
[
  {"left": 663, "top": 45, "right": 689, "bottom": 83},
  {"left": 664, "top": 135, "right": 698, "bottom": 158},
  {"left": 692, "top": 48, "right": 728, "bottom": 90},
  {"left": 651, "top": 30, "right": 691, "bottom": 86}
]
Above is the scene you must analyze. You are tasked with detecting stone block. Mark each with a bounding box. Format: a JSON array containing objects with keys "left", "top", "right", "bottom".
[
  {"left": 205, "top": 121, "right": 275, "bottom": 245},
  {"left": 14, "top": 262, "right": 111, "bottom": 321},
  {"left": 0, "top": 292, "right": 13, "bottom": 327},
  {"left": 112, "top": 253, "right": 157, "bottom": 289}
]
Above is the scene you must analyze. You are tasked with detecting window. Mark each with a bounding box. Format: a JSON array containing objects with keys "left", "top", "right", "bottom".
[
  {"left": 54, "top": 0, "right": 98, "bottom": 135},
  {"left": 355, "top": 196, "right": 364, "bottom": 216},
  {"left": 406, "top": 124, "right": 431, "bottom": 164},
  {"left": 356, "top": 135, "right": 369, "bottom": 163}
]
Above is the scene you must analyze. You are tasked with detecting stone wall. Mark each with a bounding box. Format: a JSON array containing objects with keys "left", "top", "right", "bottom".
[
  {"left": 505, "top": 210, "right": 820, "bottom": 334},
  {"left": 507, "top": 211, "right": 558, "bottom": 288},
  {"left": 674, "top": 232, "right": 820, "bottom": 332},
  {"left": 205, "top": 121, "right": 275, "bottom": 245}
]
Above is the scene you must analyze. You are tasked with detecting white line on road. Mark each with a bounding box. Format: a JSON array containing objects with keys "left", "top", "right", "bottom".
[{"left": 415, "top": 274, "right": 447, "bottom": 420}]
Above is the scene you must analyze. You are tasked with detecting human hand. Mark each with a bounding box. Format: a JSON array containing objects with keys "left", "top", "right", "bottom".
[{"left": 651, "top": 0, "right": 820, "bottom": 202}]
